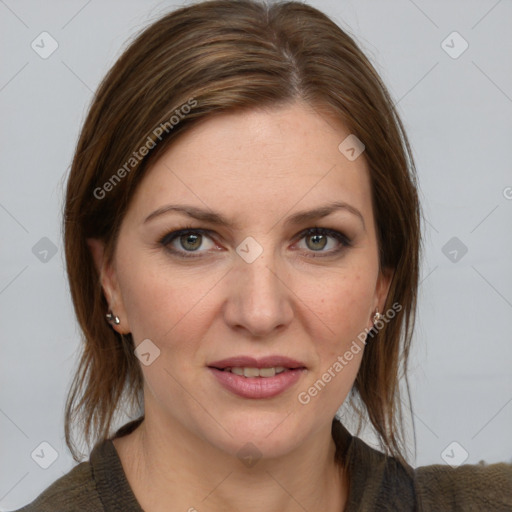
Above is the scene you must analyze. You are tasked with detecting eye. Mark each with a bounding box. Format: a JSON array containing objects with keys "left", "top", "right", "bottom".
[
  {"left": 159, "top": 227, "right": 216, "bottom": 257},
  {"left": 294, "top": 227, "right": 352, "bottom": 257},
  {"left": 158, "top": 226, "right": 351, "bottom": 259}
]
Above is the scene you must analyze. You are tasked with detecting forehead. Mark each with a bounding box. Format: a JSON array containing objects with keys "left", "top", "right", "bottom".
[{"left": 127, "top": 103, "right": 373, "bottom": 228}]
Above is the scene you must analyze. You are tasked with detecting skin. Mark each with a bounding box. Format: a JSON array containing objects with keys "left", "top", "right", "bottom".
[{"left": 88, "top": 101, "right": 393, "bottom": 511}]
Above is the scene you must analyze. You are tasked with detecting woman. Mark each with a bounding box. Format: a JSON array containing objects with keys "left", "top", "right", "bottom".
[{"left": 14, "top": 0, "right": 511, "bottom": 510}]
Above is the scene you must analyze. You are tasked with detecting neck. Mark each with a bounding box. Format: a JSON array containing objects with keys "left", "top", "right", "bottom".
[{"left": 114, "top": 412, "right": 349, "bottom": 512}]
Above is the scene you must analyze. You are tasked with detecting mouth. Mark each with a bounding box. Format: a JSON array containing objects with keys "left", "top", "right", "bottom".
[
  {"left": 207, "top": 355, "right": 306, "bottom": 376},
  {"left": 207, "top": 356, "right": 307, "bottom": 399},
  {"left": 213, "top": 366, "right": 299, "bottom": 377}
]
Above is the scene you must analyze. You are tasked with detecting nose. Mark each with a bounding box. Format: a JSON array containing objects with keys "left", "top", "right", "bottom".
[{"left": 223, "top": 247, "right": 294, "bottom": 338}]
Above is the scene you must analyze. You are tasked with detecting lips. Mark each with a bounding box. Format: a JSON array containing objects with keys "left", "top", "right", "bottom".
[{"left": 207, "top": 355, "right": 307, "bottom": 399}]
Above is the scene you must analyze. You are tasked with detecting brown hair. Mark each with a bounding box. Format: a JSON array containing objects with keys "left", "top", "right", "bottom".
[{"left": 63, "top": 0, "right": 422, "bottom": 465}]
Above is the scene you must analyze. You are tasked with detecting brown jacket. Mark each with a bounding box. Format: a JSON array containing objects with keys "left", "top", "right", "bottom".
[{"left": 13, "top": 417, "right": 512, "bottom": 511}]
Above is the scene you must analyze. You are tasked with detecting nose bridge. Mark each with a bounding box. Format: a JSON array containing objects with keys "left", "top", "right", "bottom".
[{"left": 225, "top": 237, "right": 293, "bottom": 336}]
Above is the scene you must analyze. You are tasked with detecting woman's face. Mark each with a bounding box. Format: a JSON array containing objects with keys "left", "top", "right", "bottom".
[{"left": 96, "top": 101, "right": 392, "bottom": 458}]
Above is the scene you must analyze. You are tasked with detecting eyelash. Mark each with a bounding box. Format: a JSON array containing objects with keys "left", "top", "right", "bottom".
[{"left": 158, "top": 225, "right": 352, "bottom": 259}]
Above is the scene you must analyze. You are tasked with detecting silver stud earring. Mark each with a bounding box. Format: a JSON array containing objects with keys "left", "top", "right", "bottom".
[
  {"left": 372, "top": 310, "right": 382, "bottom": 325},
  {"left": 106, "top": 311, "right": 120, "bottom": 325}
]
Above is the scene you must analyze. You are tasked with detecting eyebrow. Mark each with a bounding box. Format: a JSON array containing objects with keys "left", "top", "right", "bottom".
[{"left": 144, "top": 200, "right": 366, "bottom": 231}]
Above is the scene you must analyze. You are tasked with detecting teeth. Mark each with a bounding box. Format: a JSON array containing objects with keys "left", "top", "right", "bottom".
[
  {"left": 244, "top": 367, "right": 260, "bottom": 378},
  {"left": 226, "top": 366, "right": 288, "bottom": 377},
  {"left": 259, "top": 367, "right": 276, "bottom": 377}
]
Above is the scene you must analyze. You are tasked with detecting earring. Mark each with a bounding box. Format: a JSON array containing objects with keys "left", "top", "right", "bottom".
[
  {"left": 372, "top": 310, "right": 382, "bottom": 325},
  {"left": 106, "top": 311, "right": 120, "bottom": 325}
]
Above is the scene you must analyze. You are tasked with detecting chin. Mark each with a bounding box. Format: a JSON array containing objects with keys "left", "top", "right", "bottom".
[{"left": 198, "top": 410, "right": 311, "bottom": 460}]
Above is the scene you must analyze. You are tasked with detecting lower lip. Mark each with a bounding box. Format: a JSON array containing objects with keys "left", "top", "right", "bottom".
[{"left": 208, "top": 367, "right": 306, "bottom": 399}]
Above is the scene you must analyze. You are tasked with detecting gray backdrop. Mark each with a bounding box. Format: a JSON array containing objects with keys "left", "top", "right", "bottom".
[{"left": 1, "top": 0, "right": 511, "bottom": 509}]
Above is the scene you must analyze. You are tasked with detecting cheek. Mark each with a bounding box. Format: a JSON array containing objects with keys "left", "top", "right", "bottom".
[
  {"left": 303, "top": 269, "right": 375, "bottom": 342},
  {"left": 115, "top": 250, "right": 177, "bottom": 339},
  {"left": 116, "top": 253, "right": 217, "bottom": 348},
  {"left": 298, "top": 271, "right": 373, "bottom": 406}
]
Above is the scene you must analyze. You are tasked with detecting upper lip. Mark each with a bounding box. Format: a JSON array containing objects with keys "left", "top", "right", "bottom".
[{"left": 208, "top": 355, "right": 306, "bottom": 369}]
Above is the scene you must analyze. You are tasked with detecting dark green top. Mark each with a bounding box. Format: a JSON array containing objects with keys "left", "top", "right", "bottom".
[{"left": 12, "top": 417, "right": 512, "bottom": 511}]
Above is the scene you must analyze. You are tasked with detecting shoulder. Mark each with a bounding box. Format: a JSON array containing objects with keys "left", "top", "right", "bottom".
[
  {"left": 11, "top": 460, "right": 104, "bottom": 512},
  {"left": 414, "top": 459, "right": 512, "bottom": 511},
  {"left": 333, "top": 420, "right": 512, "bottom": 511},
  {"left": 11, "top": 417, "right": 145, "bottom": 512}
]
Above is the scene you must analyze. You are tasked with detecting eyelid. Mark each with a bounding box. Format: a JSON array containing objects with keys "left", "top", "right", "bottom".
[{"left": 158, "top": 226, "right": 352, "bottom": 258}]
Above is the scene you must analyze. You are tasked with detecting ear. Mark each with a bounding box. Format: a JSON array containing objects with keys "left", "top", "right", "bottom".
[
  {"left": 87, "top": 238, "right": 130, "bottom": 334},
  {"left": 369, "top": 266, "right": 394, "bottom": 329}
]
